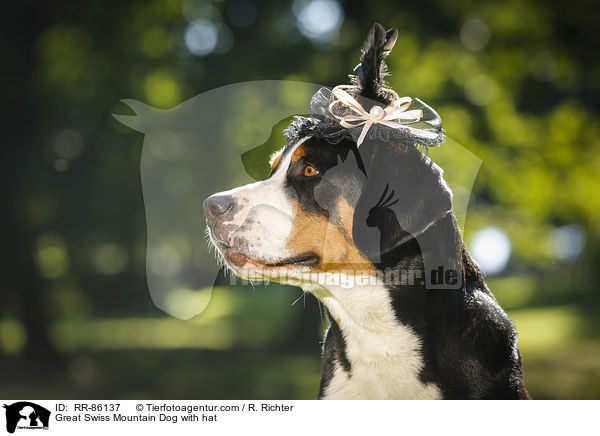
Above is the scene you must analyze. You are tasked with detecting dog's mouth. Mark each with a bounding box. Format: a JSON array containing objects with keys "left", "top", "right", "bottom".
[
  {"left": 223, "top": 247, "right": 320, "bottom": 269},
  {"left": 208, "top": 227, "right": 321, "bottom": 271},
  {"left": 209, "top": 234, "right": 319, "bottom": 270},
  {"left": 262, "top": 252, "right": 320, "bottom": 267}
]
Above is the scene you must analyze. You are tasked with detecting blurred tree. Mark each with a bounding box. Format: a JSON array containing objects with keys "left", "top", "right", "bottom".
[
  {"left": 2, "top": 1, "right": 63, "bottom": 366},
  {"left": 1, "top": 0, "right": 599, "bottom": 399}
]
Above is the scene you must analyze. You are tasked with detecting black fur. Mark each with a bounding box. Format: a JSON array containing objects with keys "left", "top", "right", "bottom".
[
  {"left": 300, "top": 137, "right": 530, "bottom": 399},
  {"left": 381, "top": 213, "right": 529, "bottom": 399},
  {"left": 282, "top": 24, "right": 528, "bottom": 399},
  {"left": 319, "top": 315, "right": 352, "bottom": 398}
]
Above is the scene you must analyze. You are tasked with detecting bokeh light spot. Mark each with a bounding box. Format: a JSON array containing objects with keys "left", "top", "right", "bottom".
[
  {"left": 214, "top": 23, "right": 235, "bottom": 54},
  {"left": 35, "top": 233, "right": 70, "bottom": 279},
  {"left": 164, "top": 287, "right": 213, "bottom": 320},
  {"left": 140, "top": 26, "right": 171, "bottom": 58},
  {"left": 465, "top": 74, "right": 498, "bottom": 106},
  {"left": 293, "top": 0, "right": 343, "bottom": 42},
  {"left": 470, "top": 227, "right": 511, "bottom": 275},
  {"left": 53, "top": 158, "right": 69, "bottom": 172},
  {"left": 0, "top": 319, "right": 26, "bottom": 355},
  {"left": 184, "top": 19, "right": 218, "bottom": 56},
  {"left": 143, "top": 70, "right": 182, "bottom": 108},
  {"left": 182, "top": 0, "right": 221, "bottom": 23},
  {"left": 149, "top": 243, "right": 184, "bottom": 277},
  {"left": 460, "top": 18, "right": 491, "bottom": 51},
  {"left": 549, "top": 224, "right": 585, "bottom": 262},
  {"left": 92, "top": 243, "right": 129, "bottom": 275},
  {"left": 530, "top": 51, "right": 559, "bottom": 82},
  {"left": 53, "top": 129, "right": 85, "bottom": 160}
]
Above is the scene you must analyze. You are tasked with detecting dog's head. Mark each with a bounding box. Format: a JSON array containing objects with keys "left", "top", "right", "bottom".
[{"left": 204, "top": 24, "right": 451, "bottom": 286}]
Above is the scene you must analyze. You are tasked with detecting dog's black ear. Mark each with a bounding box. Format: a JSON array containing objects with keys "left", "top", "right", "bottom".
[
  {"left": 352, "top": 23, "right": 399, "bottom": 104},
  {"left": 352, "top": 141, "right": 453, "bottom": 264}
]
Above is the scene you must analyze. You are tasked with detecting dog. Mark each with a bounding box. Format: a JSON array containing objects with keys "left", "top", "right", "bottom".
[{"left": 204, "top": 23, "right": 529, "bottom": 399}]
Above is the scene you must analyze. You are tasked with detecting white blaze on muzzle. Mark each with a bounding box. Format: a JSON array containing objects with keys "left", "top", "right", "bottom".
[{"left": 208, "top": 137, "right": 310, "bottom": 265}]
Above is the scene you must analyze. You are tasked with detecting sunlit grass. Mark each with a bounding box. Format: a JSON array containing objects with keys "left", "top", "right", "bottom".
[
  {"left": 509, "top": 305, "right": 582, "bottom": 354},
  {"left": 506, "top": 304, "right": 600, "bottom": 398},
  {"left": 522, "top": 339, "right": 600, "bottom": 399},
  {"left": 50, "top": 317, "right": 239, "bottom": 350},
  {"left": 48, "top": 285, "right": 297, "bottom": 351}
]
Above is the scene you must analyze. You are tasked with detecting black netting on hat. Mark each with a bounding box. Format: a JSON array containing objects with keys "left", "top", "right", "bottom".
[{"left": 284, "top": 86, "right": 445, "bottom": 149}]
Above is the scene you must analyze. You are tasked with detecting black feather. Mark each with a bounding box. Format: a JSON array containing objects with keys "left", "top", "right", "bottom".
[
  {"left": 351, "top": 23, "right": 399, "bottom": 106},
  {"left": 283, "top": 24, "right": 444, "bottom": 150}
]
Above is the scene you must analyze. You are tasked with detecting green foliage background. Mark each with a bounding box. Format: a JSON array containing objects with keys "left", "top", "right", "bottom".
[{"left": 2, "top": 0, "right": 599, "bottom": 399}]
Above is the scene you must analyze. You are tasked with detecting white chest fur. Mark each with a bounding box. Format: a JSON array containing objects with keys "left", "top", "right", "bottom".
[{"left": 310, "top": 280, "right": 441, "bottom": 400}]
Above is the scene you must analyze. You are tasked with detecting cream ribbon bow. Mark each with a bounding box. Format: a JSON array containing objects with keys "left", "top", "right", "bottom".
[{"left": 327, "top": 85, "right": 438, "bottom": 147}]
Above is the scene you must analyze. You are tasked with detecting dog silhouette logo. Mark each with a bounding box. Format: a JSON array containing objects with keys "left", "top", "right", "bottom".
[
  {"left": 113, "top": 81, "right": 321, "bottom": 319},
  {"left": 3, "top": 402, "right": 50, "bottom": 434}
]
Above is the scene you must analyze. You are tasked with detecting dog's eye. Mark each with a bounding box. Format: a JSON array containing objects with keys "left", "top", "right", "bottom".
[{"left": 303, "top": 164, "right": 319, "bottom": 177}]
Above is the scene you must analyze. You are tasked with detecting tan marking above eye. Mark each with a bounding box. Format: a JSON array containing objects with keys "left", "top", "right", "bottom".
[
  {"left": 291, "top": 144, "right": 307, "bottom": 162},
  {"left": 271, "top": 140, "right": 310, "bottom": 173}
]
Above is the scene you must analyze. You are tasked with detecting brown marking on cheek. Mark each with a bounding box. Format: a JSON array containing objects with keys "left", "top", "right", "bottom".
[
  {"left": 286, "top": 198, "right": 375, "bottom": 274},
  {"left": 336, "top": 197, "right": 358, "bottom": 243}
]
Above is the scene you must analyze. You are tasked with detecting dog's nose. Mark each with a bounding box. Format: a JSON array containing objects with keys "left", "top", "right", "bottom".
[{"left": 203, "top": 194, "right": 234, "bottom": 225}]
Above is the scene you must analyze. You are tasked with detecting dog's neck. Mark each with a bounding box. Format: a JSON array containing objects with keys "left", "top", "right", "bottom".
[
  {"left": 309, "top": 279, "right": 441, "bottom": 399},
  {"left": 305, "top": 212, "right": 473, "bottom": 399},
  {"left": 312, "top": 280, "right": 414, "bottom": 353}
]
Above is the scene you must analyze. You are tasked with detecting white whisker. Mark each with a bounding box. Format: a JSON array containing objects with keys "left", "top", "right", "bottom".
[{"left": 292, "top": 291, "right": 307, "bottom": 307}]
